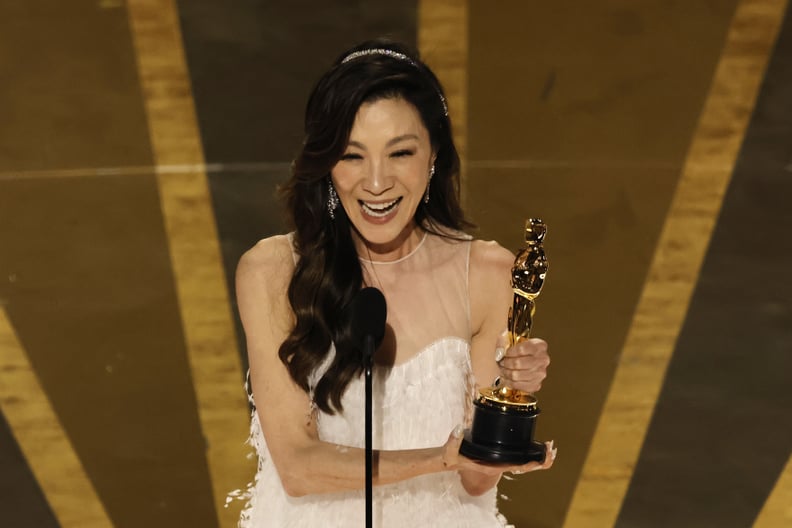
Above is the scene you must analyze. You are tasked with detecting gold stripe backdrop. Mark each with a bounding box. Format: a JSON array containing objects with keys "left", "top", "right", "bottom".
[
  {"left": 126, "top": 1, "right": 253, "bottom": 525},
  {"left": 0, "top": 309, "right": 113, "bottom": 528},
  {"left": 754, "top": 453, "right": 792, "bottom": 527},
  {"left": 563, "top": 0, "right": 789, "bottom": 526}
]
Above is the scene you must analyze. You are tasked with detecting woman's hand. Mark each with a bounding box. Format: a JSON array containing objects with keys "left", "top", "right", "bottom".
[
  {"left": 495, "top": 334, "right": 550, "bottom": 393},
  {"left": 442, "top": 426, "right": 556, "bottom": 495}
]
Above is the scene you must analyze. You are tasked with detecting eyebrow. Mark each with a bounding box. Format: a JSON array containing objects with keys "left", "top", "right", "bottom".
[{"left": 347, "top": 134, "right": 420, "bottom": 150}]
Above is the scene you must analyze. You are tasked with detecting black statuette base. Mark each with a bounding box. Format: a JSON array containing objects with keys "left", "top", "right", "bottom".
[{"left": 459, "top": 399, "right": 545, "bottom": 464}]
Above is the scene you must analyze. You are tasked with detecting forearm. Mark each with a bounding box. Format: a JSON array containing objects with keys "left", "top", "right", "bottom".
[
  {"left": 459, "top": 469, "right": 501, "bottom": 496},
  {"left": 279, "top": 442, "right": 448, "bottom": 497}
]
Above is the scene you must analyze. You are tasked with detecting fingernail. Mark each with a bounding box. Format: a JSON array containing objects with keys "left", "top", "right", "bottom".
[
  {"left": 547, "top": 440, "right": 557, "bottom": 461},
  {"left": 453, "top": 424, "right": 465, "bottom": 438},
  {"left": 495, "top": 347, "right": 506, "bottom": 362}
]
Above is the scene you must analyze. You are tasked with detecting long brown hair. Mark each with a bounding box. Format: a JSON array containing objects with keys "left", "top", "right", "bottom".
[{"left": 278, "top": 39, "right": 472, "bottom": 414}]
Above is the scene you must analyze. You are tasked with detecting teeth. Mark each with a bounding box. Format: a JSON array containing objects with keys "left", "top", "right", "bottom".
[
  {"left": 361, "top": 198, "right": 400, "bottom": 217},
  {"left": 363, "top": 199, "right": 398, "bottom": 211}
]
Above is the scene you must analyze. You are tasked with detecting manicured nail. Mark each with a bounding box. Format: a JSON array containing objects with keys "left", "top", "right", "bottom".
[
  {"left": 453, "top": 424, "right": 465, "bottom": 438},
  {"left": 495, "top": 347, "right": 506, "bottom": 362},
  {"left": 547, "top": 440, "right": 557, "bottom": 460}
]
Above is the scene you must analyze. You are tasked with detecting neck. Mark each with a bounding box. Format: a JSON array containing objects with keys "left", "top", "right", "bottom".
[{"left": 353, "top": 223, "right": 425, "bottom": 262}]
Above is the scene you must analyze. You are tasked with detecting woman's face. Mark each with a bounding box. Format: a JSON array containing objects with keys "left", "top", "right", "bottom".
[{"left": 331, "top": 97, "right": 435, "bottom": 261}]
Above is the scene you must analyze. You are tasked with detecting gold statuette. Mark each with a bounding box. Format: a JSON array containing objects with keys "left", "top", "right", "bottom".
[
  {"left": 460, "top": 219, "right": 549, "bottom": 463},
  {"left": 509, "top": 218, "right": 547, "bottom": 345}
]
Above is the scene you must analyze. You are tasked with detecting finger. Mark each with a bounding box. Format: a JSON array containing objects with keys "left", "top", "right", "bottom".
[
  {"left": 442, "top": 424, "right": 466, "bottom": 469},
  {"left": 542, "top": 440, "right": 557, "bottom": 469},
  {"left": 534, "top": 440, "right": 556, "bottom": 470},
  {"left": 502, "top": 337, "right": 548, "bottom": 359},
  {"left": 511, "top": 441, "right": 556, "bottom": 474},
  {"left": 508, "top": 461, "right": 542, "bottom": 475},
  {"left": 500, "top": 353, "right": 549, "bottom": 373},
  {"left": 503, "top": 345, "right": 549, "bottom": 363},
  {"left": 498, "top": 354, "right": 550, "bottom": 372},
  {"left": 495, "top": 331, "right": 508, "bottom": 363},
  {"left": 498, "top": 368, "right": 546, "bottom": 385},
  {"left": 495, "top": 346, "right": 506, "bottom": 363},
  {"left": 500, "top": 380, "right": 543, "bottom": 394},
  {"left": 449, "top": 424, "right": 465, "bottom": 445}
]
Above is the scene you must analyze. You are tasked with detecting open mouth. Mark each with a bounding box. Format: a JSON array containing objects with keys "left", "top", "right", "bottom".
[{"left": 359, "top": 197, "right": 402, "bottom": 218}]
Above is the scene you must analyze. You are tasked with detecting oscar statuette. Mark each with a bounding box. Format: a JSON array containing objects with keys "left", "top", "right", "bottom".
[{"left": 459, "top": 219, "right": 549, "bottom": 464}]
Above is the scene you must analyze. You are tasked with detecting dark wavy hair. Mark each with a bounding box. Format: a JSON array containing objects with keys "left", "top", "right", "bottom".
[{"left": 278, "top": 39, "right": 472, "bottom": 414}]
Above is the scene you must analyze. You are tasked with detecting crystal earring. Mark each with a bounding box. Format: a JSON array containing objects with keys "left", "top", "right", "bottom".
[
  {"left": 327, "top": 179, "right": 339, "bottom": 220},
  {"left": 424, "top": 165, "right": 435, "bottom": 204}
]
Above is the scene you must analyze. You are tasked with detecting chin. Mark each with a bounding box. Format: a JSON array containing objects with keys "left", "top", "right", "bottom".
[
  {"left": 358, "top": 226, "right": 407, "bottom": 247},
  {"left": 352, "top": 217, "right": 417, "bottom": 254}
]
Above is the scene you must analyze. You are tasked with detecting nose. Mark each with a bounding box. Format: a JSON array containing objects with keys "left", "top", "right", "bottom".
[{"left": 361, "top": 160, "right": 393, "bottom": 195}]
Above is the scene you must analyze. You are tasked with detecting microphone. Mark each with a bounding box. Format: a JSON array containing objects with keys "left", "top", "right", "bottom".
[
  {"left": 347, "top": 286, "right": 386, "bottom": 528},
  {"left": 349, "top": 287, "right": 387, "bottom": 358}
]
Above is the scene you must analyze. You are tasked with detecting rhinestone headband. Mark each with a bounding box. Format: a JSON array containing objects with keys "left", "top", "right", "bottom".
[{"left": 341, "top": 48, "right": 449, "bottom": 116}]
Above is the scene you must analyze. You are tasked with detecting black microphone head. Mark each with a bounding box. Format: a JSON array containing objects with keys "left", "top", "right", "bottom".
[{"left": 349, "top": 287, "right": 387, "bottom": 350}]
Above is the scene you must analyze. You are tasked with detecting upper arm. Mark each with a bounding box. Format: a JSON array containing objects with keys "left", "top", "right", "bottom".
[
  {"left": 236, "top": 236, "right": 318, "bottom": 468},
  {"left": 468, "top": 240, "right": 515, "bottom": 390}
]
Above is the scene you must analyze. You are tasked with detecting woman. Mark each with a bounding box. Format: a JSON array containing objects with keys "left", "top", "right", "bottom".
[{"left": 235, "top": 39, "right": 555, "bottom": 527}]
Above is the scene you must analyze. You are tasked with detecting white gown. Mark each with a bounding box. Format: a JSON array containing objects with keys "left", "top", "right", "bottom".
[{"left": 236, "top": 232, "right": 513, "bottom": 527}]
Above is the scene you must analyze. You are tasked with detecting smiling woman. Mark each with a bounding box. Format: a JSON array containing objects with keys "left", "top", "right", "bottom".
[
  {"left": 332, "top": 98, "right": 435, "bottom": 259},
  {"left": 233, "top": 39, "right": 554, "bottom": 527}
]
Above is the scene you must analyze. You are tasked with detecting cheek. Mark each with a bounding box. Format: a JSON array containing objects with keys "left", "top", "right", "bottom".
[
  {"left": 404, "top": 163, "right": 430, "bottom": 190},
  {"left": 330, "top": 165, "right": 358, "bottom": 194}
]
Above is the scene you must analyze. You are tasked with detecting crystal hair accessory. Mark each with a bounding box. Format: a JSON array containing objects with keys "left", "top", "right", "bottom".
[
  {"left": 342, "top": 48, "right": 417, "bottom": 66},
  {"left": 340, "top": 48, "right": 449, "bottom": 117}
]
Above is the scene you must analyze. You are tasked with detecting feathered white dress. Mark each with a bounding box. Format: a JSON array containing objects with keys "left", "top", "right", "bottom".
[{"left": 237, "top": 232, "right": 512, "bottom": 527}]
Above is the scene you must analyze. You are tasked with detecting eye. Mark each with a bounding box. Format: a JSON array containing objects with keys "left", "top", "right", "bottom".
[
  {"left": 340, "top": 152, "right": 363, "bottom": 161},
  {"left": 390, "top": 149, "right": 415, "bottom": 158}
]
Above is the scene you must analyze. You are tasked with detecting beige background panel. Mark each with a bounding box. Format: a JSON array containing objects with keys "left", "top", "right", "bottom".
[
  {"left": 0, "top": 309, "right": 112, "bottom": 528},
  {"left": 418, "top": 0, "right": 469, "bottom": 173},
  {"left": 126, "top": 0, "right": 252, "bottom": 523},
  {"left": 565, "top": 1, "right": 789, "bottom": 526},
  {"left": 0, "top": 0, "right": 151, "bottom": 172},
  {"left": 467, "top": 0, "right": 737, "bottom": 165}
]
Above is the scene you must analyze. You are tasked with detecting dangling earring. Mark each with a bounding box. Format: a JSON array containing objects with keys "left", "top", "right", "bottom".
[
  {"left": 424, "top": 165, "right": 435, "bottom": 204},
  {"left": 327, "top": 178, "right": 339, "bottom": 219}
]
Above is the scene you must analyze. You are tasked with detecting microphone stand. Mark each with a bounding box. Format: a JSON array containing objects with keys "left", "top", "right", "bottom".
[
  {"left": 364, "top": 334, "right": 374, "bottom": 528},
  {"left": 349, "top": 286, "right": 385, "bottom": 528}
]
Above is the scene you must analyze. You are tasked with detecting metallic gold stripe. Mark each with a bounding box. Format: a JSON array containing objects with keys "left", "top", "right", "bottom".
[
  {"left": 563, "top": 0, "right": 789, "bottom": 526},
  {"left": 0, "top": 309, "right": 113, "bottom": 527},
  {"left": 126, "top": 1, "right": 252, "bottom": 524},
  {"left": 754, "top": 453, "right": 792, "bottom": 527},
  {"left": 418, "top": 0, "right": 469, "bottom": 203}
]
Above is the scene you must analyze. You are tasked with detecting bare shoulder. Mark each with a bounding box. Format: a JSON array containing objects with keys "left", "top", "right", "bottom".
[
  {"left": 237, "top": 235, "right": 295, "bottom": 287},
  {"left": 469, "top": 239, "right": 514, "bottom": 335},
  {"left": 469, "top": 239, "right": 514, "bottom": 280},
  {"left": 236, "top": 235, "right": 295, "bottom": 324}
]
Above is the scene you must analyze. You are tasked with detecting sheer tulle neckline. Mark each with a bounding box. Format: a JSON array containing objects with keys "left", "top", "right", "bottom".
[{"left": 358, "top": 231, "right": 428, "bottom": 265}]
